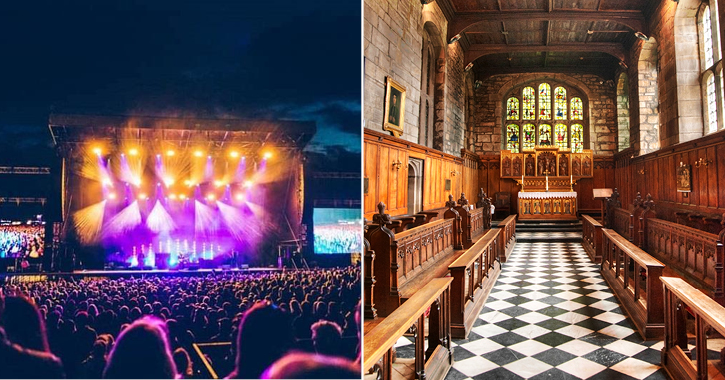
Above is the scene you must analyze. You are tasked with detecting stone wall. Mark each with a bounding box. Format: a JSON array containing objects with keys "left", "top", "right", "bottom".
[
  {"left": 444, "top": 42, "right": 465, "bottom": 154},
  {"left": 467, "top": 72, "right": 618, "bottom": 156},
  {"left": 363, "top": 0, "right": 467, "bottom": 156}
]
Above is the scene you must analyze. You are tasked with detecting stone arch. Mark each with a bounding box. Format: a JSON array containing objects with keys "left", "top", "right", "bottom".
[
  {"left": 419, "top": 19, "right": 446, "bottom": 151},
  {"left": 494, "top": 73, "right": 595, "bottom": 151},
  {"left": 616, "top": 71, "right": 630, "bottom": 151},
  {"left": 673, "top": 0, "right": 705, "bottom": 142},
  {"left": 637, "top": 37, "right": 660, "bottom": 154}
]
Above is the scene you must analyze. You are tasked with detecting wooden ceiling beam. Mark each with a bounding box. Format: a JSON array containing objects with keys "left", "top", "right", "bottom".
[
  {"left": 464, "top": 42, "right": 626, "bottom": 65},
  {"left": 449, "top": 10, "right": 645, "bottom": 41},
  {"left": 474, "top": 65, "right": 617, "bottom": 80}
]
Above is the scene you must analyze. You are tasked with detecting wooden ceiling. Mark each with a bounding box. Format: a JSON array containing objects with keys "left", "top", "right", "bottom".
[{"left": 440, "top": 0, "right": 653, "bottom": 79}]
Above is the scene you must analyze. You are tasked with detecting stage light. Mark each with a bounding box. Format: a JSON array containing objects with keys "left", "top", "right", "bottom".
[
  {"left": 163, "top": 177, "right": 175, "bottom": 187},
  {"left": 235, "top": 193, "right": 244, "bottom": 201},
  {"left": 166, "top": 150, "right": 175, "bottom": 157},
  {"left": 108, "top": 192, "right": 117, "bottom": 200},
  {"left": 138, "top": 193, "right": 148, "bottom": 200},
  {"left": 229, "top": 150, "right": 240, "bottom": 158},
  {"left": 179, "top": 194, "right": 187, "bottom": 200},
  {"left": 244, "top": 180, "right": 253, "bottom": 188},
  {"left": 133, "top": 178, "right": 142, "bottom": 187},
  {"left": 92, "top": 147, "right": 103, "bottom": 156},
  {"left": 206, "top": 194, "right": 216, "bottom": 201},
  {"left": 129, "top": 148, "right": 139, "bottom": 156},
  {"left": 263, "top": 151, "right": 273, "bottom": 160},
  {"left": 101, "top": 178, "right": 113, "bottom": 187},
  {"left": 194, "top": 150, "right": 204, "bottom": 157},
  {"left": 213, "top": 180, "right": 224, "bottom": 187},
  {"left": 169, "top": 193, "right": 177, "bottom": 200}
]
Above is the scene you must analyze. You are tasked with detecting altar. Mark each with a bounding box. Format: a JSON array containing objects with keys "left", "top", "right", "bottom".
[
  {"left": 500, "top": 146, "right": 593, "bottom": 220},
  {"left": 518, "top": 191, "right": 577, "bottom": 219}
]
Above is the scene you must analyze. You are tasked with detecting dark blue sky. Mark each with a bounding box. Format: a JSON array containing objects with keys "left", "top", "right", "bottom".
[{"left": 0, "top": 0, "right": 361, "bottom": 165}]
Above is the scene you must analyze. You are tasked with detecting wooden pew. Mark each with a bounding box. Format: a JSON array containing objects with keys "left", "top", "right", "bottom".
[
  {"left": 364, "top": 236, "right": 377, "bottom": 318},
  {"left": 661, "top": 276, "right": 725, "bottom": 380},
  {"left": 364, "top": 277, "right": 453, "bottom": 380},
  {"left": 582, "top": 214, "right": 603, "bottom": 263},
  {"left": 496, "top": 214, "right": 517, "bottom": 262},
  {"left": 449, "top": 228, "right": 501, "bottom": 338},
  {"left": 646, "top": 217, "right": 725, "bottom": 306},
  {"left": 365, "top": 202, "right": 460, "bottom": 318},
  {"left": 601, "top": 228, "right": 665, "bottom": 340}
]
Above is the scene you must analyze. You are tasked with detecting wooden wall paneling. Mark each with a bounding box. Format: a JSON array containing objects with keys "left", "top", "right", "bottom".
[
  {"left": 379, "top": 146, "right": 391, "bottom": 212},
  {"left": 365, "top": 142, "right": 379, "bottom": 216},
  {"left": 707, "top": 146, "right": 717, "bottom": 208},
  {"left": 719, "top": 144, "right": 725, "bottom": 208}
]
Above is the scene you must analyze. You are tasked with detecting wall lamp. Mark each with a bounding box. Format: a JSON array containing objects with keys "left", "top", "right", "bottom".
[
  {"left": 635, "top": 32, "right": 649, "bottom": 41},
  {"left": 392, "top": 159, "right": 403, "bottom": 170},
  {"left": 695, "top": 158, "right": 712, "bottom": 167}
]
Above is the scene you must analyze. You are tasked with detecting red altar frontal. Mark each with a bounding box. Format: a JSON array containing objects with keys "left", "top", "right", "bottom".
[{"left": 500, "top": 146, "right": 593, "bottom": 220}]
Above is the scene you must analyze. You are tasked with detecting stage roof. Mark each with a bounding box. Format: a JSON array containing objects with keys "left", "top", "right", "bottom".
[{"left": 48, "top": 113, "right": 316, "bottom": 153}]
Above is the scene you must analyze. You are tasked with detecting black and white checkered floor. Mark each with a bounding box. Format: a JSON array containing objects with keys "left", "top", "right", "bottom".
[{"left": 394, "top": 241, "right": 668, "bottom": 379}]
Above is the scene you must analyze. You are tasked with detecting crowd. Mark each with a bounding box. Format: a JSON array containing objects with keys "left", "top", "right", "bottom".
[
  {"left": 314, "top": 225, "right": 362, "bottom": 254},
  {"left": 0, "top": 224, "right": 44, "bottom": 259},
  {"left": 0, "top": 266, "right": 361, "bottom": 378}
]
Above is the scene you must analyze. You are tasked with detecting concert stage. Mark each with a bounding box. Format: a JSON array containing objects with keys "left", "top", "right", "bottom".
[{"left": 47, "top": 114, "right": 315, "bottom": 270}]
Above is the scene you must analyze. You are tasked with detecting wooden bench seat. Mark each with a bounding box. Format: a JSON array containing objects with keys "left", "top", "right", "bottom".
[
  {"left": 601, "top": 228, "right": 664, "bottom": 340},
  {"left": 364, "top": 277, "right": 453, "bottom": 380},
  {"left": 449, "top": 228, "right": 502, "bottom": 338}
]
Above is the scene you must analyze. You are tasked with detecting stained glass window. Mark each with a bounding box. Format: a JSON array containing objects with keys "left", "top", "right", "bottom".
[
  {"left": 506, "top": 97, "right": 520, "bottom": 120},
  {"left": 554, "top": 87, "right": 567, "bottom": 120},
  {"left": 707, "top": 74, "right": 717, "bottom": 133},
  {"left": 506, "top": 124, "right": 520, "bottom": 152},
  {"left": 571, "top": 97, "right": 583, "bottom": 120},
  {"left": 522, "top": 87, "right": 535, "bottom": 120},
  {"left": 554, "top": 124, "right": 568, "bottom": 148},
  {"left": 538, "top": 83, "right": 551, "bottom": 120},
  {"left": 538, "top": 124, "right": 552, "bottom": 146},
  {"left": 703, "top": 6, "right": 714, "bottom": 68},
  {"left": 571, "top": 124, "right": 584, "bottom": 153},
  {"left": 522, "top": 124, "right": 536, "bottom": 150}
]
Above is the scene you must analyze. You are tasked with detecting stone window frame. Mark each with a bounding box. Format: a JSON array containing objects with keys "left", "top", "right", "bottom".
[
  {"left": 503, "top": 80, "right": 589, "bottom": 153},
  {"left": 697, "top": 2, "right": 724, "bottom": 134}
]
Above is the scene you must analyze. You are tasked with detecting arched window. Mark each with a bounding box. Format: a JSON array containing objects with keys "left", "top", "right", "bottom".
[
  {"left": 522, "top": 87, "right": 535, "bottom": 120},
  {"left": 506, "top": 97, "right": 519, "bottom": 120},
  {"left": 522, "top": 124, "right": 536, "bottom": 150},
  {"left": 706, "top": 73, "right": 718, "bottom": 133},
  {"left": 699, "top": 3, "right": 723, "bottom": 133},
  {"left": 418, "top": 27, "right": 441, "bottom": 147},
  {"left": 554, "top": 87, "right": 567, "bottom": 120},
  {"left": 616, "top": 73, "right": 630, "bottom": 151},
  {"left": 503, "top": 81, "right": 588, "bottom": 153},
  {"left": 506, "top": 124, "right": 520, "bottom": 153},
  {"left": 538, "top": 83, "right": 551, "bottom": 120}
]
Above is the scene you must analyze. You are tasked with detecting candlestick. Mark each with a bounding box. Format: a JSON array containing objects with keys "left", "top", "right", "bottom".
[
  {"left": 546, "top": 174, "right": 549, "bottom": 192},
  {"left": 521, "top": 174, "right": 524, "bottom": 192}
]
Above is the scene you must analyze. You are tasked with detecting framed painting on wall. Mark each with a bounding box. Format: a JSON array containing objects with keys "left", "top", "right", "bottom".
[
  {"left": 676, "top": 163, "right": 691, "bottom": 192},
  {"left": 383, "top": 77, "right": 406, "bottom": 137}
]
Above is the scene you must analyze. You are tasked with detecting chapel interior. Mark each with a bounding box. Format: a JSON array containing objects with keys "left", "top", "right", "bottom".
[{"left": 363, "top": 0, "right": 725, "bottom": 379}]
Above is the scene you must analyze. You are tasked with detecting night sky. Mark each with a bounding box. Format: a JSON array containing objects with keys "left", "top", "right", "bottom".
[{"left": 0, "top": 0, "right": 361, "bottom": 167}]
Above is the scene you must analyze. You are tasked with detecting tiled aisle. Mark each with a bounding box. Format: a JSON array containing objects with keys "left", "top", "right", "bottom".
[{"left": 395, "top": 241, "right": 668, "bottom": 380}]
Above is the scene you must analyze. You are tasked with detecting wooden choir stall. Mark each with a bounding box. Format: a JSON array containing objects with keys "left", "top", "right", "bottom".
[{"left": 500, "top": 146, "right": 593, "bottom": 219}]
